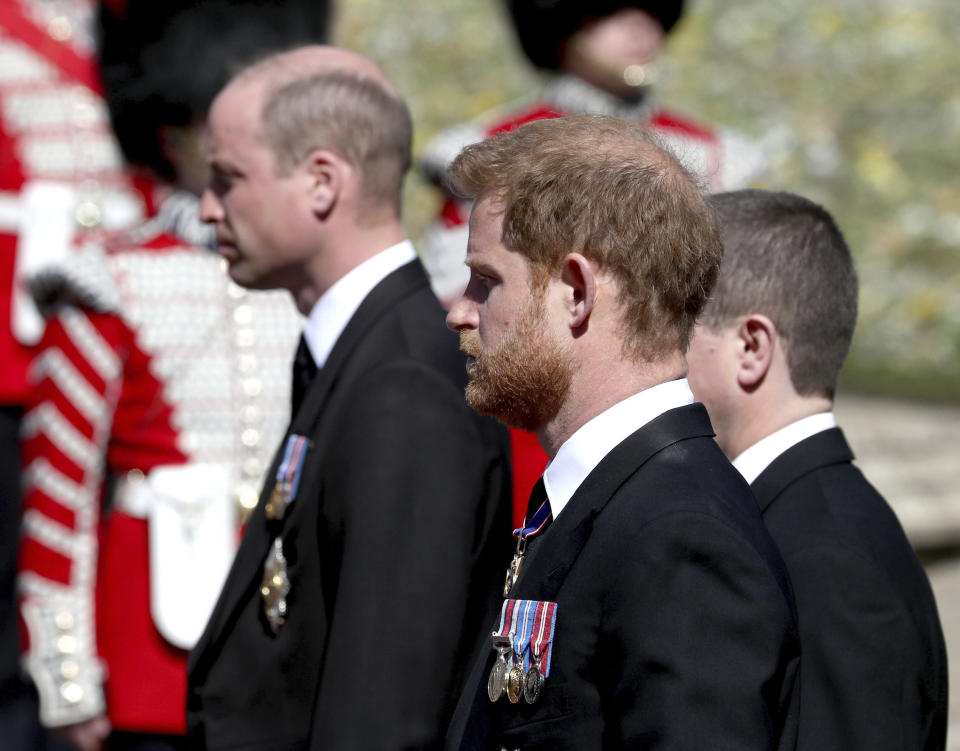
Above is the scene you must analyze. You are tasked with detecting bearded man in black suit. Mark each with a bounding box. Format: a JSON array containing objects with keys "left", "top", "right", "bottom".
[
  {"left": 187, "top": 46, "right": 512, "bottom": 750},
  {"left": 687, "top": 189, "right": 948, "bottom": 750},
  {"left": 443, "top": 116, "right": 800, "bottom": 751}
]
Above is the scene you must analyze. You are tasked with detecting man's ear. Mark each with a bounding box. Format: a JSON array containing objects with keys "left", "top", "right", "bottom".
[
  {"left": 303, "top": 148, "right": 345, "bottom": 219},
  {"left": 735, "top": 314, "right": 776, "bottom": 389},
  {"left": 559, "top": 252, "right": 597, "bottom": 332}
]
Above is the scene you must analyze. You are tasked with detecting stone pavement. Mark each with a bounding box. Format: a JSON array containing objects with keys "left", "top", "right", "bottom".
[{"left": 834, "top": 391, "right": 960, "bottom": 747}]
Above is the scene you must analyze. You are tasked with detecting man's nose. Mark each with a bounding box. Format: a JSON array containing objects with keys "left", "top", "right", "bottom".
[
  {"left": 446, "top": 295, "right": 478, "bottom": 332},
  {"left": 199, "top": 187, "right": 223, "bottom": 224}
]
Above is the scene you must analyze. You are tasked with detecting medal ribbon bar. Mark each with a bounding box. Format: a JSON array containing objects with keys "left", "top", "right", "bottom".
[
  {"left": 497, "top": 597, "right": 517, "bottom": 637},
  {"left": 279, "top": 434, "right": 309, "bottom": 502},
  {"left": 266, "top": 434, "right": 310, "bottom": 521},
  {"left": 512, "top": 599, "right": 535, "bottom": 670},
  {"left": 495, "top": 599, "right": 558, "bottom": 678},
  {"left": 530, "top": 600, "right": 557, "bottom": 677}
]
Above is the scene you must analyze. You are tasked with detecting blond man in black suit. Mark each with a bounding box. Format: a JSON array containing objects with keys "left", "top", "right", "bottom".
[{"left": 188, "top": 46, "right": 512, "bottom": 751}]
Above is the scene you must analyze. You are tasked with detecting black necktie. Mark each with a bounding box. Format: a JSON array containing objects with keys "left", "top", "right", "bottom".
[{"left": 291, "top": 335, "right": 318, "bottom": 414}]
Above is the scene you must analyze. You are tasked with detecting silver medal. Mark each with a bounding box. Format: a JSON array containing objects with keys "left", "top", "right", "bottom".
[
  {"left": 261, "top": 537, "right": 291, "bottom": 633},
  {"left": 488, "top": 634, "right": 512, "bottom": 702},
  {"left": 523, "top": 666, "right": 543, "bottom": 704},
  {"left": 524, "top": 646, "right": 546, "bottom": 703}
]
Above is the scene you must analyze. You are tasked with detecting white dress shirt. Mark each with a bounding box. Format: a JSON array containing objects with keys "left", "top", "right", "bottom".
[
  {"left": 543, "top": 379, "right": 695, "bottom": 520},
  {"left": 732, "top": 411, "right": 837, "bottom": 485},
  {"left": 302, "top": 240, "right": 417, "bottom": 367}
]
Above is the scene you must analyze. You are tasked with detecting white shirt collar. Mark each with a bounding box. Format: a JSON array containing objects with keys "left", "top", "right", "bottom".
[
  {"left": 732, "top": 411, "right": 837, "bottom": 485},
  {"left": 303, "top": 240, "right": 417, "bottom": 368},
  {"left": 543, "top": 379, "right": 694, "bottom": 520}
]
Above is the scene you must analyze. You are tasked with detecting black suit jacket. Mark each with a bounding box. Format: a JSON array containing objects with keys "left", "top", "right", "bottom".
[
  {"left": 446, "top": 403, "right": 801, "bottom": 751},
  {"left": 752, "top": 427, "right": 948, "bottom": 751},
  {"left": 187, "top": 260, "right": 513, "bottom": 750}
]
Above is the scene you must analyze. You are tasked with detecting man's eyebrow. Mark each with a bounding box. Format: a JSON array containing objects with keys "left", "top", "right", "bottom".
[
  {"left": 464, "top": 257, "right": 494, "bottom": 274},
  {"left": 207, "top": 158, "right": 242, "bottom": 176}
]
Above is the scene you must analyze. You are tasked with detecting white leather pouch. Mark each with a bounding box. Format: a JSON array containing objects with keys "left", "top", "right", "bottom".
[{"left": 145, "top": 463, "right": 234, "bottom": 650}]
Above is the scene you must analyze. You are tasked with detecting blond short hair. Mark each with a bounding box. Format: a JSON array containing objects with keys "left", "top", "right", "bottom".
[{"left": 258, "top": 69, "right": 412, "bottom": 211}]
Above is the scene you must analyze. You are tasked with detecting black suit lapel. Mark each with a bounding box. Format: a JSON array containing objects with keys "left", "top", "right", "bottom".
[
  {"left": 288, "top": 259, "right": 431, "bottom": 436},
  {"left": 512, "top": 403, "right": 715, "bottom": 602},
  {"left": 446, "top": 403, "right": 714, "bottom": 749},
  {"left": 751, "top": 427, "right": 854, "bottom": 513},
  {"left": 191, "top": 260, "right": 431, "bottom": 675}
]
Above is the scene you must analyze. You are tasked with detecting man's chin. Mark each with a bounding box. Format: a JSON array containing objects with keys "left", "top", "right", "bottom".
[
  {"left": 465, "top": 380, "right": 544, "bottom": 434},
  {"left": 465, "top": 379, "right": 502, "bottom": 422},
  {"left": 224, "top": 260, "right": 263, "bottom": 291}
]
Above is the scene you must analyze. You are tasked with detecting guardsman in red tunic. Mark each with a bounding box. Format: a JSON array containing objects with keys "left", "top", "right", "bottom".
[
  {"left": 0, "top": 2, "right": 149, "bottom": 747},
  {"left": 420, "top": 0, "right": 768, "bottom": 524},
  {"left": 0, "top": 0, "right": 150, "bottom": 410},
  {"left": 16, "top": 3, "right": 329, "bottom": 749}
]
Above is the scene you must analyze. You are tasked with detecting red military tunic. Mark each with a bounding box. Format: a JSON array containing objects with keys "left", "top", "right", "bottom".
[
  {"left": 18, "top": 194, "right": 301, "bottom": 733},
  {"left": 0, "top": 0, "right": 149, "bottom": 405}
]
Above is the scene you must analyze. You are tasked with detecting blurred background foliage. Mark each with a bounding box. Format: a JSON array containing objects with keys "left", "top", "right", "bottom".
[{"left": 334, "top": 0, "right": 960, "bottom": 401}]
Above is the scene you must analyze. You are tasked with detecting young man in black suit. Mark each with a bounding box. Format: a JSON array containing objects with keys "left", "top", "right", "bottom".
[
  {"left": 687, "top": 189, "right": 948, "bottom": 750},
  {"left": 188, "top": 46, "right": 513, "bottom": 750},
  {"left": 444, "top": 116, "right": 800, "bottom": 750}
]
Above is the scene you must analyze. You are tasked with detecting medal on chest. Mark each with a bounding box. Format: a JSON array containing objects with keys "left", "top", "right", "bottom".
[
  {"left": 261, "top": 538, "right": 291, "bottom": 633},
  {"left": 487, "top": 634, "right": 511, "bottom": 702},
  {"left": 260, "top": 434, "right": 310, "bottom": 632},
  {"left": 503, "top": 494, "right": 552, "bottom": 597},
  {"left": 503, "top": 536, "right": 527, "bottom": 598},
  {"left": 488, "top": 598, "right": 557, "bottom": 705},
  {"left": 264, "top": 434, "right": 310, "bottom": 521}
]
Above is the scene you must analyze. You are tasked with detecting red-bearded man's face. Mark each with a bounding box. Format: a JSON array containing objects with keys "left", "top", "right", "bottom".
[{"left": 447, "top": 194, "right": 573, "bottom": 432}]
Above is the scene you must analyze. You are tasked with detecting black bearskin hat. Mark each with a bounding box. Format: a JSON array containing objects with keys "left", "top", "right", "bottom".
[
  {"left": 504, "top": 0, "right": 685, "bottom": 70},
  {"left": 97, "top": 0, "right": 331, "bottom": 180}
]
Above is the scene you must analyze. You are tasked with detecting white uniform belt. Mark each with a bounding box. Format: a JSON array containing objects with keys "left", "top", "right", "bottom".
[{"left": 0, "top": 192, "right": 20, "bottom": 231}]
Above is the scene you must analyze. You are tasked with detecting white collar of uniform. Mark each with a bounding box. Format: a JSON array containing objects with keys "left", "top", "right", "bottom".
[
  {"left": 543, "top": 379, "right": 694, "bottom": 521},
  {"left": 732, "top": 411, "right": 837, "bottom": 486},
  {"left": 303, "top": 240, "right": 417, "bottom": 368}
]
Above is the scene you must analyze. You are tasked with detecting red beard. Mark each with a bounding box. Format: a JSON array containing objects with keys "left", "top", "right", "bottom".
[{"left": 459, "top": 296, "right": 573, "bottom": 433}]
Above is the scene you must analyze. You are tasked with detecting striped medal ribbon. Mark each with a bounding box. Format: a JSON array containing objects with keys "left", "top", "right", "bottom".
[
  {"left": 488, "top": 598, "right": 558, "bottom": 704},
  {"left": 265, "top": 434, "right": 310, "bottom": 521},
  {"left": 503, "top": 495, "right": 552, "bottom": 597}
]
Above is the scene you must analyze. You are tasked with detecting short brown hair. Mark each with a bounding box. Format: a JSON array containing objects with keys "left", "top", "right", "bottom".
[
  {"left": 257, "top": 69, "right": 412, "bottom": 211},
  {"left": 446, "top": 115, "right": 722, "bottom": 359},
  {"left": 700, "top": 190, "right": 859, "bottom": 398}
]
